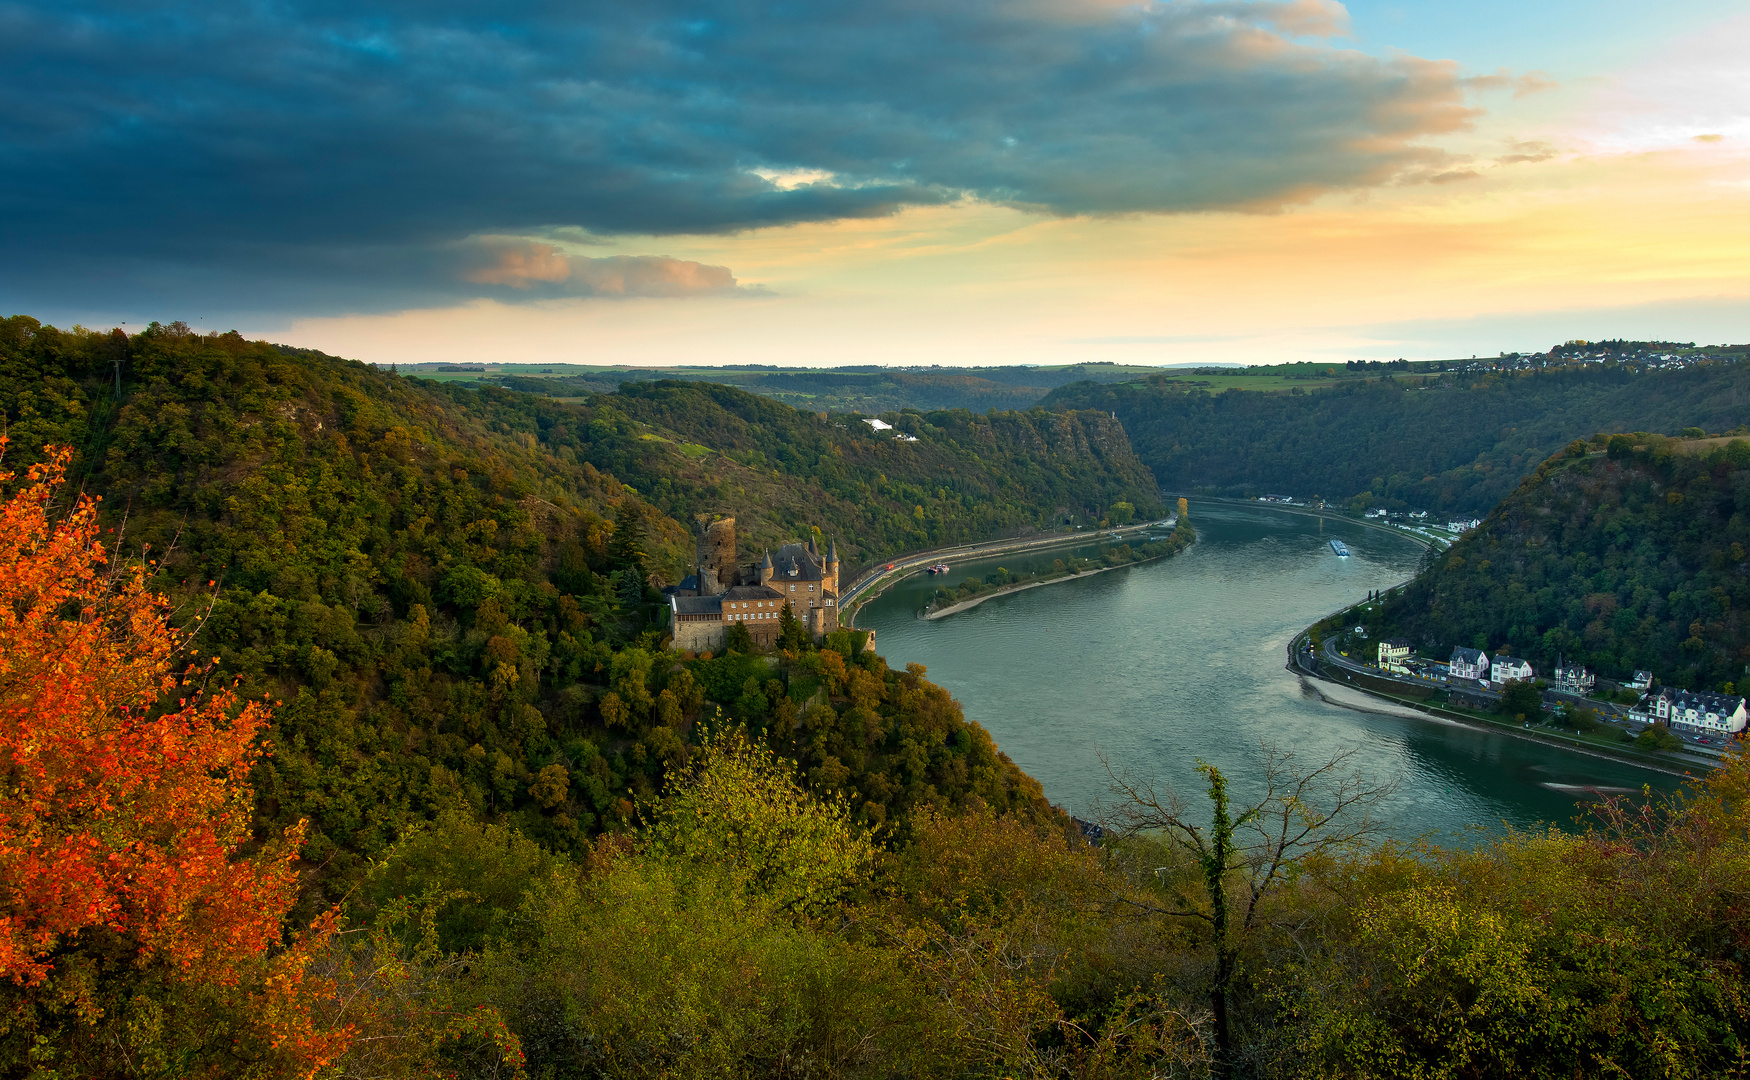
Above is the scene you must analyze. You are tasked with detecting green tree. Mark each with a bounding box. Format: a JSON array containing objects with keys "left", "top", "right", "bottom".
[
  {"left": 644, "top": 726, "right": 874, "bottom": 913},
  {"left": 1106, "top": 747, "right": 1393, "bottom": 1078},
  {"left": 1497, "top": 679, "right": 1545, "bottom": 723},
  {"left": 778, "top": 601, "right": 809, "bottom": 652}
]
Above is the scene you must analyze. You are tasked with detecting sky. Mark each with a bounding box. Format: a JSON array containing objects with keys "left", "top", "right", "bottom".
[{"left": 3, "top": 0, "right": 1746, "bottom": 367}]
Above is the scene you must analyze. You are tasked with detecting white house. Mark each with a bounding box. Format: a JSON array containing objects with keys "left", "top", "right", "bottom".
[
  {"left": 1651, "top": 687, "right": 1748, "bottom": 734},
  {"left": 1553, "top": 664, "right": 1594, "bottom": 695},
  {"left": 1626, "top": 670, "right": 1653, "bottom": 691},
  {"left": 1490, "top": 655, "right": 1534, "bottom": 685},
  {"left": 1449, "top": 646, "right": 1489, "bottom": 681},
  {"left": 1377, "top": 639, "right": 1413, "bottom": 675}
]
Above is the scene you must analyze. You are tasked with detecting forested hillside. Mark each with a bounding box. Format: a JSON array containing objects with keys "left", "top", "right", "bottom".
[
  {"left": 1372, "top": 432, "right": 1750, "bottom": 692},
  {"left": 1043, "top": 363, "right": 1750, "bottom": 515},
  {"left": 407, "top": 377, "right": 1162, "bottom": 570},
  {"left": 601, "top": 380, "right": 1162, "bottom": 561},
  {"left": 11, "top": 314, "right": 1750, "bottom": 1079},
  {"left": 0, "top": 315, "right": 1064, "bottom": 895},
  {"left": 489, "top": 360, "right": 1165, "bottom": 413}
]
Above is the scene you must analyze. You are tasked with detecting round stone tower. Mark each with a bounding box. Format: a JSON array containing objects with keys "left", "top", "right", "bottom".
[{"left": 697, "top": 517, "right": 737, "bottom": 594}]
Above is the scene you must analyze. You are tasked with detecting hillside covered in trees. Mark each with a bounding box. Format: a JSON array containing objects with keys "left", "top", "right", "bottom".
[
  {"left": 592, "top": 379, "right": 1163, "bottom": 563},
  {"left": 9, "top": 315, "right": 1750, "bottom": 1078},
  {"left": 483, "top": 360, "right": 1169, "bottom": 413},
  {"left": 1043, "top": 362, "right": 1750, "bottom": 516},
  {"left": 0, "top": 315, "right": 1105, "bottom": 897},
  {"left": 1370, "top": 432, "right": 1750, "bottom": 693}
]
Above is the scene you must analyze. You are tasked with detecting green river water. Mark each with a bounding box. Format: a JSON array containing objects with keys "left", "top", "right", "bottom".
[{"left": 857, "top": 503, "right": 1682, "bottom": 840}]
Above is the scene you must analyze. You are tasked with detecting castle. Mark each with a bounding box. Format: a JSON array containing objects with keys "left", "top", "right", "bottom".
[{"left": 668, "top": 517, "right": 842, "bottom": 652}]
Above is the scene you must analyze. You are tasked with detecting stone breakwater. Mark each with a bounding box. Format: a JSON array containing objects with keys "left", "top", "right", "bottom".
[
  {"left": 926, "top": 562, "right": 1136, "bottom": 620},
  {"left": 842, "top": 517, "right": 1178, "bottom": 627}
]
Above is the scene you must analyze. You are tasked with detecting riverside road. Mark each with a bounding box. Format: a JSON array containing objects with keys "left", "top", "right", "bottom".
[{"left": 1293, "top": 628, "right": 1726, "bottom": 770}]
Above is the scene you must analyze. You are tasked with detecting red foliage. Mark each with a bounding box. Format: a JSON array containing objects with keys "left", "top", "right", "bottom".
[{"left": 0, "top": 439, "right": 349, "bottom": 1071}]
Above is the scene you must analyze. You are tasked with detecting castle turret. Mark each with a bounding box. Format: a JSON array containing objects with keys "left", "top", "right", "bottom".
[
  {"left": 759, "top": 549, "right": 773, "bottom": 587},
  {"left": 826, "top": 538, "right": 839, "bottom": 594}
]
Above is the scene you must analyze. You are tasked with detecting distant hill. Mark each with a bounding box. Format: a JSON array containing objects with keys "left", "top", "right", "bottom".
[
  {"left": 466, "top": 361, "right": 1172, "bottom": 413},
  {"left": 1042, "top": 361, "right": 1750, "bottom": 516},
  {"left": 1369, "top": 433, "right": 1750, "bottom": 692},
  {"left": 584, "top": 380, "right": 1164, "bottom": 568}
]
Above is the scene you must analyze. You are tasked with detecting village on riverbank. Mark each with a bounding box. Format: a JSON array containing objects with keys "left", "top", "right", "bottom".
[{"left": 1288, "top": 595, "right": 1735, "bottom": 777}]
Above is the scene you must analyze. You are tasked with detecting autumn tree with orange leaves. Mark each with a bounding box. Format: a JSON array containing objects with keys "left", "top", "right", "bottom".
[{"left": 0, "top": 439, "right": 349, "bottom": 1077}]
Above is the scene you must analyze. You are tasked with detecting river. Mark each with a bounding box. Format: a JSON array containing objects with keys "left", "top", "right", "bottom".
[{"left": 857, "top": 502, "right": 1681, "bottom": 840}]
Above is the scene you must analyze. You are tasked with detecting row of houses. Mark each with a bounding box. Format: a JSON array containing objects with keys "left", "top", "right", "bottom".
[
  {"left": 1375, "top": 642, "right": 1747, "bottom": 735},
  {"left": 1634, "top": 688, "right": 1749, "bottom": 735},
  {"left": 1441, "top": 646, "right": 1531, "bottom": 684}
]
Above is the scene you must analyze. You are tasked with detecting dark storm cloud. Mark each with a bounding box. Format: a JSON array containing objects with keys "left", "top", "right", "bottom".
[{"left": 0, "top": 0, "right": 1479, "bottom": 314}]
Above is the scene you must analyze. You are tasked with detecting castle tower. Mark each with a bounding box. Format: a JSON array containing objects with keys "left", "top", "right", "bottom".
[
  {"left": 826, "top": 538, "right": 839, "bottom": 595},
  {"left": 759, "top": 549, "right": 774, "bottom": 587},
  {"left": 697, "top": 517, "right": 737, "bottom": 595}
]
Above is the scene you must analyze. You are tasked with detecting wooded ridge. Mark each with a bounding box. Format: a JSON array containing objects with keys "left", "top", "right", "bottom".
[
  {"left": 1043, "top": 362, "right": 1750, "bottom": 516},
  {"left": 1369, "top": 431, "right": 1750, "bottom": 695}
]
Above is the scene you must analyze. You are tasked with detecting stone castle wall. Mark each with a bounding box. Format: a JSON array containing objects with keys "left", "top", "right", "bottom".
[{"left": 671, "top": 618, "right": 724, "bottom": 654}]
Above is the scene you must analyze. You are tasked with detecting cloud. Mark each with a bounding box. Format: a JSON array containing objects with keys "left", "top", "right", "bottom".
[
  {"left": 464, "top": 244, "right": 574, "bottom": 288},
  {"left": 1462, "top": 68, "right": 1558, "bottom": 99},
  {"left": 0, "top": 0, "right": 1484, "bottom": 314},
  {"left": 1576, "top": 12, "right": 1750, "bottom": 154},
  {"left": 1494, "top": 140, "right": 1557, "bottom": 166},
  {"left": 461, "top": 241, "right": 738, "bottom": 298}
]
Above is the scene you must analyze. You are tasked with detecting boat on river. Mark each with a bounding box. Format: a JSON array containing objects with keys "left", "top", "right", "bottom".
[
  {"left": 926, "top": 563, "right": 951, "bottom": 575},
  {"left": 1329, "top": 539, "right": 1350, "bottom": 557}
]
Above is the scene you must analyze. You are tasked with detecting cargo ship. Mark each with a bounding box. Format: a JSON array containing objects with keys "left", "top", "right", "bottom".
[{"left": 1329, "top": 539, "right": 1350, "bottom": 557}]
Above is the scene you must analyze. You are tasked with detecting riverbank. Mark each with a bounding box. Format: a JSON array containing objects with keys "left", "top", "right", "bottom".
[
  {"left": 1290, "top": 647, "right": 1706, "bottom": 780},
  {"left": 841, "top": 517, "right": 1177, "bottom": 627},
  {"left": 925, "top": 560, "right": 1128, "bottom": 620}
]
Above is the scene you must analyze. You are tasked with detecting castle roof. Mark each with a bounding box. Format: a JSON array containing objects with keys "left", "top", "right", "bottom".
[
  {"left": 723, "top": 584, "right": 785, "bottom": 602},
  {"left": 662, "top": 574, "right": 701, "bottom": 598},
  {"left": 672, "top": 595, "right": 722, "bottom": 616},
  {"left": 770, "top": 542, "right": 829, "bottom": 582}
]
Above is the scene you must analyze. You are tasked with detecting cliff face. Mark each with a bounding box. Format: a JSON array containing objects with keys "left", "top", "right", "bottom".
[{"left": 1374, "top": 434, "right": 1750, "bottom": 692}]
